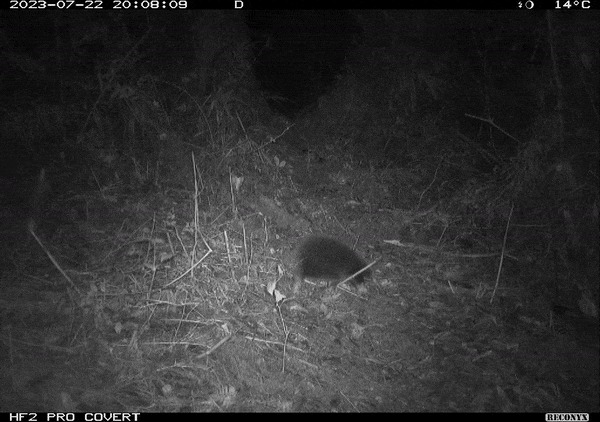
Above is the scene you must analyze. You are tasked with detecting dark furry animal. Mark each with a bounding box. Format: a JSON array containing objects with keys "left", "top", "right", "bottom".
[{"left": 291, "top": 236, "right": 370, "bottom": 293}]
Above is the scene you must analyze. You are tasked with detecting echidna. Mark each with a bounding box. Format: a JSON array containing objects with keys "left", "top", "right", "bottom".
[{"left": 290, "top": 236, "right": 370, "bottom": 294}]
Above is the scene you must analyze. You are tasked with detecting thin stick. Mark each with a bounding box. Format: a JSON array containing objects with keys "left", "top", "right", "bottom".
[
  {"left": 162, "top": 248, "right": 212, "bottom": 289},
  {"left": 465, "top": 113, "right": 521, "bottom": 145},
  {"left": 191, "top": 152, "right": 199, "bottom": 283},
  {"left": 417, "top": 159, "right": 441, "bottom": 210},
  {"left": 490, "top": 203, "right": 514, "bottom": 304},
  {"left": 338, "top": 260, "right": 378, "bottom": 286},
  {"left": 27, "top": 222, "right": 80, "bottom": 295},
  {"left": 224, "top": 230, "right": 235, "bottom": 281},
  {"left": 228, "top": 168, "right": 238, "bottom": 218},
  {"left": 195, "top": 333, "right": 233, "bottom": 360}
]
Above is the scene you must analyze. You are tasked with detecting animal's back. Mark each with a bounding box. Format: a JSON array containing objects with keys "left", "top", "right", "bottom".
[{"left": 292, "top": 236, "right": 369, "bottom": 293}]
